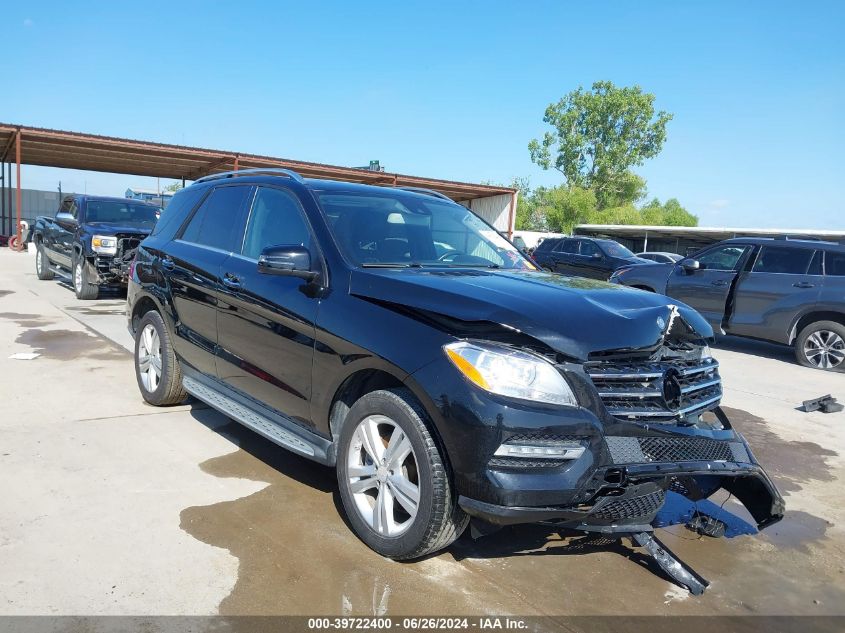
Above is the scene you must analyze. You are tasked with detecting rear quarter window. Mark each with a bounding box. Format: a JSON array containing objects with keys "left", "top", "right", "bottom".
[{"left": 151, "top": 186, "right": 208, "bottom": 238}]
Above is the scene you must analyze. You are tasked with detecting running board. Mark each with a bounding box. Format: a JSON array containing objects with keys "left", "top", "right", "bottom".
[{"left": 182, "top": 375, "right": 333, "bottom": 465}]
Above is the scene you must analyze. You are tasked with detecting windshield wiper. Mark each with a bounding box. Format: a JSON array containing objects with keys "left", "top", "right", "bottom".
[
  {"left": 440, "top": 263, "right": 501, "bottom": 269},
  {"left": 360, "top": 262, "right": 425, "bottom": 268}
]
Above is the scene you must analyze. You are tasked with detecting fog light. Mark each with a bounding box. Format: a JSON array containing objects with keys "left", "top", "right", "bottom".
[{"left": 494, "top": 443, "right": 585, "bottom": 460}]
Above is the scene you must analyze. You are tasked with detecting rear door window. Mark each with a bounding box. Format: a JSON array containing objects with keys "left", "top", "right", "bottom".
[
  {"left": 579, "top": 240, "right": 600, "bottom": 257},
  {"left": 825, "top": 251, "right": 845, "bottom": 276},
  {"left": 556, "top": 239, "right": 578, "bottom": 254},
  {"left": 807, "top": 251, "right": 823, "bottom": 276},
  {"left": 752, "top": 246, "right": 814, "bottom": 274},
  {"left": 180, "top": 185, "right": 252, "bottom": 252}
]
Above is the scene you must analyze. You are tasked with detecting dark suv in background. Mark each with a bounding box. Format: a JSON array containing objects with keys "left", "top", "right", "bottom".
[
  {"left": 126, "top": 169, "right": 781, "bottom": 590},
  {"left": 533, "top": 236, "right": 654, "bottom": 280},
  {"left": 612, "top": 238, "right": 845, "bottom": 371}
]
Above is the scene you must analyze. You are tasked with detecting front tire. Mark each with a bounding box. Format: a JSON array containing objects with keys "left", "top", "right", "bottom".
[
  {"left": 72, "top": 257, "right": 99, "bottom": 300},
  {"left": 134, "top": 311, "right": 187, "bottom": 405},
  {"left": 337, "top": 388, "right": 467, "bottom": 560},
  {"left": 35, "top": 244, "right": 55, "bottom": 280},
  {"left": 795, "top": 321, "right": 845, "bottom": 371}
]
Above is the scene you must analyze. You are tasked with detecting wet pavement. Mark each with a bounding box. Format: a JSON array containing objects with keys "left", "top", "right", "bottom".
[{"left": 1, "top": 248, "right": 844, "bottom": 616}]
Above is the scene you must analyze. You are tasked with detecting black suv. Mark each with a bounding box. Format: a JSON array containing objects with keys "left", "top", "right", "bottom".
[
  {"left": 127, "top": 169, "right": 782, "bottom": 577},
  {"left": 611, "top": 238, "right": 845, "bottom": 371},
  {"left": 532, "top": 236, "right": 654, "bottom": 280},
  {"left": 34, "top": 195, "right": 160, "bottom": 299}
]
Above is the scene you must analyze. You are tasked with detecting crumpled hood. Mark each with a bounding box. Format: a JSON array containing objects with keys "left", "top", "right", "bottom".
[{"left": 350, "top": 268, "right": 713, "bottom": 361}]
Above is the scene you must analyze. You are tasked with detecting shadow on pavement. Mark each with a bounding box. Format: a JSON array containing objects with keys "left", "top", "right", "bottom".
[{"left": 712, "top": 334, "right": 795, "bottom": 364}]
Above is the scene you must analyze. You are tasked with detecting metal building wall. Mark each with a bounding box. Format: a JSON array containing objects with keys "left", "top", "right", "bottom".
[
  {"left": 1, "top": 188, "right": 70, "bottom": 229},
  {"left": 468, "top": 193, "right": 515, "bottom": 233}
]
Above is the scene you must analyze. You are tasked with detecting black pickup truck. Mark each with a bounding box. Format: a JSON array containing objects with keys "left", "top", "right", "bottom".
[{"left": 33, "top": 195, "right": 160, "bottom": 299}]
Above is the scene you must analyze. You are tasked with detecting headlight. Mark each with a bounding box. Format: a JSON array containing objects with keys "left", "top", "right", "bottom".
[
  {"left": 92, "top": 235, "right": 117, "bottom": 255},
  {"left": 443, "top": 341, "right": 577, "bottom": 406}
]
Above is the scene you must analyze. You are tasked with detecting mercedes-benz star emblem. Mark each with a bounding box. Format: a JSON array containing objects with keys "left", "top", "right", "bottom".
[{"left": 661, "top": 368, "right": 683, "bottom": 410}]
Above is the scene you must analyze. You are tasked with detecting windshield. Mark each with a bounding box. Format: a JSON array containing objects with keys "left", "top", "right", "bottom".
[
  {"left": 83, "top": 201, "right": 159, "bottom": 225},
  {"left": 599, "top": 241, "right": 635, "bottom": 258},
  {"left": 316, "top": 191, "right": 533, "bottom": 270}
]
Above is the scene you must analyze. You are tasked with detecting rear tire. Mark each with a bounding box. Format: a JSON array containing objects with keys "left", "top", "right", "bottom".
[
  {"left": 72, "top": 257, "right": 99, "bottom": 300},
  {"left": 336, "top": 388, "right": 468, "bottom": 560},
  {"left": 795, "top": 321, "right": 845, "bottom": 372},
  {"left": 35, "top": 244, "right": 55, "bottom": 280},
  {"left": 134, "top": 310, "right": 187, "bottom": 405}
]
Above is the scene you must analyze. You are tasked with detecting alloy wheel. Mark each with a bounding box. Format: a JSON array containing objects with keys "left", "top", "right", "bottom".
[
  {"left": 804, "top": 330, "right": 845, "bottom": 369},
  {"left": 74, "top": 263, "right": 83, "bottom": 293},
  {"left": 137, "top": 324, "right": 162, "bottom": 392},
  {"left": 347, "top": 414, "right": 420, "bottom": 537},
  {"left": 36, "top": 249, "right": 42, "bottom": 272}
]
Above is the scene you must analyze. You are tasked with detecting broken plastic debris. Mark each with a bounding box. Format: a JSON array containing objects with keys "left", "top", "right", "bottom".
[
  {"left": 803, "top": 395, "right": 843, "bottom": 414},
  {"left": 9, "top": 352, "right": 40, "bottom": 360}
]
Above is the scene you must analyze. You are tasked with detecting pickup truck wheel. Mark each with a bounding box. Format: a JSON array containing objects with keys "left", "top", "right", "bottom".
[
  {"left": 72, "top": 257, "right": 99, "bottom": 300},
  {"left": 795, "top": 321, "right": 845, "bottom": 371},
  {"left": 35, "top": 245, "right": 55, "bottom": 280},
  {"left": 337, "top": 388, "right": 468, "bottom": 560},
  {"left": 134, "top": 311, "right": 187, "bottom": 405}
]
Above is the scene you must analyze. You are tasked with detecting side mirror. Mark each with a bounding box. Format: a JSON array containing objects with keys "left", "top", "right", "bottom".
[
  {"left": 591, "top": 252, "right": 603, "bottom": 259},
  {"left": 55, "top": 211, "right": 77, "bottom": 227},
  {"left": 257, "top": 245, "right": 318, "bottom": 281},
  {"left": 680, "top": 258, "right": 700, "bottom": 272}
]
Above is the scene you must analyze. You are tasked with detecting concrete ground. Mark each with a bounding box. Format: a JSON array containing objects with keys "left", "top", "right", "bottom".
[{"left": 0, "top": 246, "right": 843, "bottom": 616}]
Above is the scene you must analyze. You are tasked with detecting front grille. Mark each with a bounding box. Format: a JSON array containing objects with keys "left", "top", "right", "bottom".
[
  {"left": 605, "top": 436, "right": 745, "bottom": 464},
  {"left": 590, "top": 489, "right": 665, "bottom": 522},
  {"left": 587, "top": 357, "right": 721, "bottom": 423},
  {"left": 639, "top": 436, "right": 731, "bottom": 462},
  {"left": 504, "top": 433, "right": 579, "bottom": 444},
  {"left": 118, "top": 237, "right": 142, "bottom": 261}
]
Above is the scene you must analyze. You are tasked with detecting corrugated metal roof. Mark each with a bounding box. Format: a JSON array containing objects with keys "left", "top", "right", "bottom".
[
  {"left": 575, "top": 224, "right": 845, "bottom": 239},
  {"left": 0, "top": 123, "right": 514, "bottom": 202}
]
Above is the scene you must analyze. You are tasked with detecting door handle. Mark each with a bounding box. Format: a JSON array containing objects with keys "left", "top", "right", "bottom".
[
  {"left": 711, "top": 280, "right": 729, "bottom": 287},
  {"left": 161, "top": 257, "right": 175, "bottom": 270},
  {"left": 793, "top": 282, "right": 815, "bottom": 289},
  {"left": 222, "top": 273, "right": 242, "bottom": 289}
]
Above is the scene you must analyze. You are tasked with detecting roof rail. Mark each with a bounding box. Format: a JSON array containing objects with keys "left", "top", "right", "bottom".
[
  {"left": 774, "top": 235, "right": 821, "bottom": 241},
  {"left": 394, "top": 186, "right": 453, "bottom": 202},
  {"left": 194, "top": 168, "right": 305, "bottom": 184}
]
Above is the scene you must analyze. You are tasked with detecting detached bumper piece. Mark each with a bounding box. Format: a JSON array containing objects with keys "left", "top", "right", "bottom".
[
  {"left": 802, "top": 394, "right": 843, "bottom": 413},
  {"left": 632, "top": 532, "right": 709, "bottom": 595}
]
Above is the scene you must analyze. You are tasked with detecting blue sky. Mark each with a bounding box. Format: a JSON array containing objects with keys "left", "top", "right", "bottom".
[{"left": 6, "top": 1, "right": 844, "bottom": 228}]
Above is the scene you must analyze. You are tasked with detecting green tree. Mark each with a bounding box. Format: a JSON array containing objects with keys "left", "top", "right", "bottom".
[
  {"left": 512, "top": 178, "right": 548, "bottom": 231},
  {"left": 528, "top": 81, "right": 673, "bottom": 209},
  {"left": 163, "top": 181, "right": 183, "bottom": 193},
  {"left": 639, "top": 197, "right": 698, "bottom": 226},
  {"left": 536, "top": 186, "right": 597, "bottom": 234}
]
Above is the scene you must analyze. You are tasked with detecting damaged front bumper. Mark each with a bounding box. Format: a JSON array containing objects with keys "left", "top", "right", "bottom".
[{"left": 459, "top": 457, "right": 784, "bottom": 532}]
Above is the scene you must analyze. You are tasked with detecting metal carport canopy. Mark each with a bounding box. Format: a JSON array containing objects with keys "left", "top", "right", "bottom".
[{"left": 0, "top": 123, "right": 515, "bottom": 203}]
